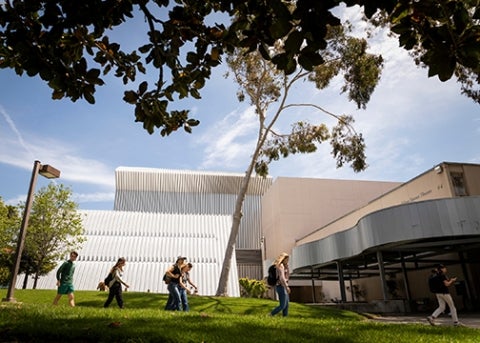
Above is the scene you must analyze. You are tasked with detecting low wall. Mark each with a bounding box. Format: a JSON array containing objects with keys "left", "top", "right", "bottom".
[{"left": 308, "top": 300, "right": 411, "bottom": 314}]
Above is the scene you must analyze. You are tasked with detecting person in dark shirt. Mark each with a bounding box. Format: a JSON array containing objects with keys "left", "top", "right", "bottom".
[
  {"left": 53, "top": 251, "right": 78, "bottom": 307},
  {"left": 427, "top": 264, "right": 462, "bottom": 326},
  {"left": 164, "top": 256, "right": 186, "bottom": 311}
]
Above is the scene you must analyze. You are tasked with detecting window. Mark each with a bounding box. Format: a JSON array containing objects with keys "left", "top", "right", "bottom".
[{"left": 451, "top": 172, "right": 467, "bottom": 196}]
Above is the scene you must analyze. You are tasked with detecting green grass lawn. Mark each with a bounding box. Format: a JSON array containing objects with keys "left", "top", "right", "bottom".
[{"left": 0, "top": 289, "right": 478, "bottom": 342}]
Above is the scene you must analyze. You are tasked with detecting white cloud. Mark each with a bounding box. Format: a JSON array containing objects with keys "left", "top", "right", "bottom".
[
  {"left": 199, "top": 106, "right": 258, "bottom": 170},
  {"left": 73, "top": 192, "right": 115, "bottom": 203},
  {"left": 0, "top": 106, "right": 115, "bottom": 189}
]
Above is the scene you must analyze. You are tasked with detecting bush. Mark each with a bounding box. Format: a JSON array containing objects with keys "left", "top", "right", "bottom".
[{"left": 239, "top": 278, "right": 268, "bottom": 298}]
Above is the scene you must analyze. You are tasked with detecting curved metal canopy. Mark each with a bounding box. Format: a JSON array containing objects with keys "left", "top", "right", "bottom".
[{"left": 292, "top": 196, "right": 480, "bottom": 280}]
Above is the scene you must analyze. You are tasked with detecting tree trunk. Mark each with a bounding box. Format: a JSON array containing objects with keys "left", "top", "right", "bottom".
[
  {"left": 22, "top": 272, "right": 29, "bottom": 289},
  {"left": 215, "top": 129, "right": 267, "bottom": 296},
  {"left": 215, "top": 169, "right": 253, "bottom": 296},
  {"left": 33, "top": 271, "right": 39, "bottom": 289}
]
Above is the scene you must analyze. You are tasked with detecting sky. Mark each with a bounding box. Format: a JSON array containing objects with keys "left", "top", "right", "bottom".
[{"left": 0, "top": 6, "right": 479, "bottom": 211}]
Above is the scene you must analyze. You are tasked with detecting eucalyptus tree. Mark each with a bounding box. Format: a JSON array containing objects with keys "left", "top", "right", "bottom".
[{"left": 216, "top": 25, "right": 383, "bottom": 296}]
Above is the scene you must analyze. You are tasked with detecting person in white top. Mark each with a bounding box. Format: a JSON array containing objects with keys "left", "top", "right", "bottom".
[
  {"left": 104, "top": 257, "right": 130, "bottom": 309},
  {"left": 270, "top": 252, "right": 290, "bottom": 317}
]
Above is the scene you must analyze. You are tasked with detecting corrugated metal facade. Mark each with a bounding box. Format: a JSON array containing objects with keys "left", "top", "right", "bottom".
[
  {"left": 114, "top": 168, "right": 273, "bottom": 280},
  {"left": 27, "top": 210, "right": 240, "bottom": 296},
  {"left": 114, "top": 167, "right": 272, "bottom": 250},
  {"left": 23, "top": 168, "right": 272, "bottom": 295}
]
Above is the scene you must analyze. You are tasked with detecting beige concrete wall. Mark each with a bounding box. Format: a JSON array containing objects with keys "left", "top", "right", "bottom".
[
  {"left": 262, "top": 177, "right": 400, "bottom": 260},
  {"left": 445, "top": 163, "right": 480, "bottom": 195},
  {"left": 296, "top": 163, "right": 462, "bottom": 245}
]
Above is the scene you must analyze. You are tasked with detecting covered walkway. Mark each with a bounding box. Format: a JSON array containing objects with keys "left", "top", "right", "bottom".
[{"left": 292, "top": 196, "right": 480, "bottom": 309}]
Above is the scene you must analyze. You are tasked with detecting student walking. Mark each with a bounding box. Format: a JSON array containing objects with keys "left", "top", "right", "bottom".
[
  {"left": 104, "top": 257, "right": 130, "bottom": 309},
  {"left": 53, "top": 251, "right": 79, "bottom": 307},
  {"left": 270, "top": 252, "right": 290, "bottom": 317},
  {"left": 179, "top": 262, "right": 198, "bottom": 311},
  {"left": 427, "top": 264, "right": 462, "bottom": 326},
  {"left": 164, "top": 256, "right": 186, "bottom": 311}
]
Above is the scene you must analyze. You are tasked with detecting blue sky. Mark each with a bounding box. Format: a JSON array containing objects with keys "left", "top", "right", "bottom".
[{"left": 1, "top": 7, "right": 479, "bottom": 210}]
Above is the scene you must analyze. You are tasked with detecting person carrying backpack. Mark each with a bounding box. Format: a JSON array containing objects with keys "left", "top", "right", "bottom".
[
  {"left": 104, "top": 257, "right": 130, "bottom": 309},
  {"left": 164, "top": 256, "right": 186, "bottom": 311},
  {"left": 269, "top": 252, "right": 290, "bottom": 317},
  {"left": 427, "top": 264, "right": 462, "bottom": 326}
]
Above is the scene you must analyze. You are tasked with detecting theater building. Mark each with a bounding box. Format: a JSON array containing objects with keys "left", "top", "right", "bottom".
[
  {"left": 29, "top": 162, "right": 480, "bottom": 313},
  {"left": 264, "top": 162, "right": 480, "bottom": 312}
]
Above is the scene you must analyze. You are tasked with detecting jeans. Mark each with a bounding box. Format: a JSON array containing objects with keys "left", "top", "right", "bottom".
[
  {"left": 179, "top": 287, "right": 189, "bottom": 311},
  {"left": 166, "top": 282, "right": 181, "bottom": 311},
  {"left": 271, "top": 284, "right": 289, "bottom": 316}
]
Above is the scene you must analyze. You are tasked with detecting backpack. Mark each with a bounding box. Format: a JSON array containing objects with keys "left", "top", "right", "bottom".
[
  {"left": 267, "top": 265, "right": 278, "bottom": 286},
  {"left": 104, "top": 271, "right": 114, "bottom": 286},
  {"left": 163, "top": 264, "right": 178, "bottom": 284},
  {"left": 428, "top": 273, "right": 443, "bottom": 293}
]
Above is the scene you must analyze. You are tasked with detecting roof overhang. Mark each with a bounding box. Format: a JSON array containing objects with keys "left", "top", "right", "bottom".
[{"left": 291, "top": 196, "right": 480, "bottom": 280}]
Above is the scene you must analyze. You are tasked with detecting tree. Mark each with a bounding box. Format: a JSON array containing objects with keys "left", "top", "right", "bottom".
[
  {"left": 215, "top": 25, "right": 383, "bottom": 296},
  {"left": 1, "top": 1, "right": 478, "bottom": 136},
  {"left": 19, "top": 183, "right": 85, "bottom": 289},
  {"left": 0, "top": 198, "right": 20, "bottom": 286}
]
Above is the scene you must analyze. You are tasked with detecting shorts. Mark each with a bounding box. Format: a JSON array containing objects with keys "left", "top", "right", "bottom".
[{"left": 57, "top": 283, "right": 74, "bottom": 295}]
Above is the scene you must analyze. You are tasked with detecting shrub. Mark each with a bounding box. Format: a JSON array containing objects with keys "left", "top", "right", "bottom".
[{"left": 239, "top": 277, "right": 268, "bottom": 298}]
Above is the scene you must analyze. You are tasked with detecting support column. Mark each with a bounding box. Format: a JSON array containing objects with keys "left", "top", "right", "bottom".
[
  {"left": 459, "top": 251, "right": 473, "bottom": 309},
  {"left": 337, "top": 261, "right": 346, "bottom": 302},
  {"left": 400, "top": 252, "right": 411, "bottom": 301},
  {"left": 311, "top": 266, "right": 316, "bottom": 303},
  {"left": 377, "top": 251, "right": 388, "bottom": 301}
]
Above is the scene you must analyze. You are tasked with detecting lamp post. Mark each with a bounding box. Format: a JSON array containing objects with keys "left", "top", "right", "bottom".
[{"left": 2, "top": 160, "right": 60, "bottom": 303}]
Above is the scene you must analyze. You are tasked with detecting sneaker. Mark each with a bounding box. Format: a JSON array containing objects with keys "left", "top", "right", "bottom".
[
  {"left": 427, "top": 316, "right": 436, "bottom": 326},
  {"left": 454, "top": 322, "right": 465, "bottom": 327}
]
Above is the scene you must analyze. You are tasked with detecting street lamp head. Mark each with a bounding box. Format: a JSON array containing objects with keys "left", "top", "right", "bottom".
[{"left": 39, "top": 164, "right": 61, "bottom": 179}]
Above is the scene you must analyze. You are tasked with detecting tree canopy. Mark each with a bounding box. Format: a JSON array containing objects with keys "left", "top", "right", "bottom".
[
  {"left": 0, "top": 197, "right": 20, "bottom": 286},
  {"left": 1, "top": 1, "right": 478, "bottom": 136},
  {"left": 20, "top": 183, "right": 85, "bottom": 289}
]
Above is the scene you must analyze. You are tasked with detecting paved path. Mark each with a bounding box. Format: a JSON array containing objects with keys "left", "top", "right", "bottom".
[{"left": 368, "top": 313, "right": 480, "bottom": 329}]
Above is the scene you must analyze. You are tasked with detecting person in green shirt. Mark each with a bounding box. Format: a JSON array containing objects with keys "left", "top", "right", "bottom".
[{"left": 53, "top": 251, "right": 78, "bottom": 307}]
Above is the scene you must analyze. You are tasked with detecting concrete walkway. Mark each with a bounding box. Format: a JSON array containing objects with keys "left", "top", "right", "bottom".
[{"left": 367, "top": 313, "right": 480, "bottom": 329}]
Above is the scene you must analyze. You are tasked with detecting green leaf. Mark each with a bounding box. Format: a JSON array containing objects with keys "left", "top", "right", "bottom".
[
  {"left": 138, "top": 81, "right": 148, "bottom": 95},
  {"left": 453, "top": 4, "right": 470, "bottom": 34},
  {"left": 52, "top": 90, "right": 64, "bottom": 100},
  {"left": 123, "top": 90, "right": 138, "bottom": 104},
  {"left": 83, "top": 90, "right": 95, "bottom": 104},
  {"left": 183, "top": 123, "right": 192, "bottom": 133},
  {"left": 138, "top": 43, "right": 153, "bottom": 53},
  {"left": 298, "top": 51, "right": 324, "bottom": 71},
  {"left": 85, "top": 69, "right": 101, "bottom": 83},
  {"left": 269, "top": 18, "right": 292, "bottom": 40},
  {"left": 284, "top": 30, "right": 303, "bottom": 54},
  {"left": 186, "top": 119, "right": 200, "bottom": 127}
]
